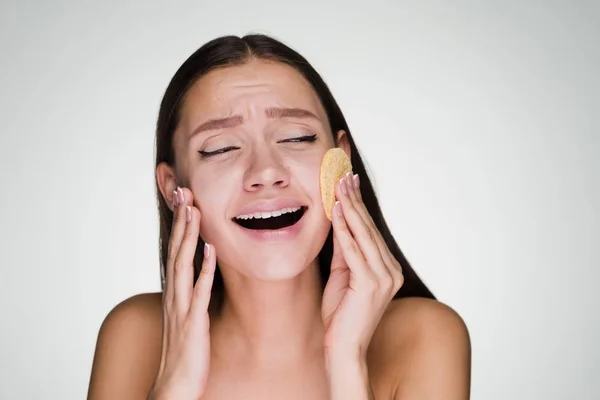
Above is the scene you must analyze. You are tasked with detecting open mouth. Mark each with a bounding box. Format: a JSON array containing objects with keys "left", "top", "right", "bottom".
[{"left": 233, "top": 206, "right": 308, "bottom": 230}]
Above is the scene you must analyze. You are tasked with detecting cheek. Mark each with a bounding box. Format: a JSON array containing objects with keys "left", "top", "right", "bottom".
[
  {"left": 190, "top": 174, "right": 232, "bottom": 238},
  {"left": 287, "top": 151, "right": 325, "bottom": 196},
  {"left": 198, "top": 213, "right": 222, "bottom": 245},
  {"left": 189, "top": 163, "right": 236, "bottom": 206}
]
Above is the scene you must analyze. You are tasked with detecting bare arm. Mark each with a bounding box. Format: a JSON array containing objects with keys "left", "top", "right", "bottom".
[{"left": 87, "top": 293, "right": 163, "bottom": 400}]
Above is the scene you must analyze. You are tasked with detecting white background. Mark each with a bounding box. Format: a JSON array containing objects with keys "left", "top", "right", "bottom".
[{"left": 1, "top": 1, "right": 598, "bottom": 399}]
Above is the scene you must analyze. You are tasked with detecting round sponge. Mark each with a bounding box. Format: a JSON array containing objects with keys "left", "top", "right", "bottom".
[{"left": 320, "top": 148, "right": 353, "bottom": 221}]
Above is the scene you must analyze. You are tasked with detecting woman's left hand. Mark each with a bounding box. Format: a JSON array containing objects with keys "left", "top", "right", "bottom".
[{"left": 321, "top": 172, "right": 404, "bottom": 358}]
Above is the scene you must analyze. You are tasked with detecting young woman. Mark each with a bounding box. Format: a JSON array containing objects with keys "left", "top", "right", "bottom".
[{"left": 88, "top": 34, "right": 471, "bottom": 400}]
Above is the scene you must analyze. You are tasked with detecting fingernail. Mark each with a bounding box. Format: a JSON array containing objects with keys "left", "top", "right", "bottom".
[
  {"left": 172, "top": 190, "right": 179, "bottom": 207},
  {"left": 204, "top": 243, "right": 210, "bottom": 259},
  {"left": 345, "top": 172, "right": 353, "bottom": 191},
  {"left": 353, "top": 174, "right": 360, "bottom": 189},
  {"left": 177, "top": 187, "right": 184, "bottom": 205},
  {"left": 186, "top": 205, "right": 191, "bottom": 222},
  {"left": 335, "top": 201, "right": 343, "bottom": 217},
  {"left": 339, "top": 178, "right": 348, "bottom": 195}
]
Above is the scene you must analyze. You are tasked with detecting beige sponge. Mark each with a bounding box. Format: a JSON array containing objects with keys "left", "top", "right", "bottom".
[{"left": 320, "top": 148, "right": 353, "bottom": 220}]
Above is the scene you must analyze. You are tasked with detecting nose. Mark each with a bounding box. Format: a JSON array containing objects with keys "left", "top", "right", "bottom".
[{"left": 243, "top": 148, "right": 290, "bottom": 192}]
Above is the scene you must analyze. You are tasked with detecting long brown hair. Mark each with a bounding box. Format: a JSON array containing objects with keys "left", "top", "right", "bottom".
[{"left": 154, "top": 34, "right": 435, "bottom": 314}]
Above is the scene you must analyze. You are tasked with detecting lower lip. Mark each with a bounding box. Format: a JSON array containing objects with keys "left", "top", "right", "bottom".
[{"left": 233, "top": 209, "right": 308, "bottom": 242}]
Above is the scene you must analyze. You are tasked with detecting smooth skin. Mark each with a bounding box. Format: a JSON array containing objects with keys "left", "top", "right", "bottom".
[{"left": 87, "top": 59, "right": 471, "bottom": 400}]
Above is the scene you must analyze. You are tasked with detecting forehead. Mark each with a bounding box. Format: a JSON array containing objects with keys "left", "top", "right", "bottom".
[{"left": 179, "top": 59, "right": 328, "bottom": 128}]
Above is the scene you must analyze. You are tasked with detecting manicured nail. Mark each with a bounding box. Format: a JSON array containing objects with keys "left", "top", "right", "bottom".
[
  {"left": 353, "top": 174, "right": 360, "bottom": 189},
  {"left": 335, "top": 201, "right": 343, "bottom": 217},
  {"left": 345, "top": 172, "right": 354, "bottom": 191},
  {"left": 186, "top": 206, "right": 191, "bottom": 222},
  {"left": 339, "top": 177, "right": 348, "bottom": 195},
  {"left": 204, "top": 243, "right": 210, "bottom": 259},
  {"left": 172, "top": 190, "right": 179, "bottom": 207},
  {"left": 177, "top": 187, "right": 184, "bottom": 205}
]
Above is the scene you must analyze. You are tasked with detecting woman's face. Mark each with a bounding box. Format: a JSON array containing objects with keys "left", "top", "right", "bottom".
[{"left": 170, "top": 59, "right": 345, "bottom": 281}]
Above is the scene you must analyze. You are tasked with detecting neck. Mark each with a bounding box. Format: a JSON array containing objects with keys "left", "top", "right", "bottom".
[{"left": 211, "top": 261, "right": 325, "bottom": 367}]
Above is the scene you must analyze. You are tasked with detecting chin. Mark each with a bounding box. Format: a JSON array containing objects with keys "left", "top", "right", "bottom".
[
  {"left": 248, "top": 252, "right": 322, "bottom": 281},
  {"left": 219, "top": 241, "right": 319, "bottom": 282}
]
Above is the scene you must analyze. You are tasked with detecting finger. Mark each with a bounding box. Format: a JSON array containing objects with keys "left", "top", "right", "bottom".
[
  {"left": 331, "top": 200, "right": 372, "bottom": 282},
  {"left": 348, "top": 174, "right": 404, "bottom": 290},
  {"left": 190, "top": 243, "right": 216, "bottom": 316},
  {"left": 330, "top": 231, "right": 348, "bottom": 274},
  {"left": 345, "top": 173, "right": 383, "bottom": 245},
  {"left": 346, "top": 173, "right": 397, "bottom": 273},
  {"left": 165, "top": 186, "right": 187, "bottom": 306},
  {"left": 336, "top": 176, "right": 389, "bottom": 280},
  {"left": 347, "top": 173, "right": 376, "bottom": 228},
  {"left": 173, "top": 202, "right": 200, "bottom": 314}
]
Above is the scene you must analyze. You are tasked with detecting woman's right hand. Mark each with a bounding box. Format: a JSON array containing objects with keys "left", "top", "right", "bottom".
[{"left": 149, "top": 187, "right": 216, "bottom": 400}]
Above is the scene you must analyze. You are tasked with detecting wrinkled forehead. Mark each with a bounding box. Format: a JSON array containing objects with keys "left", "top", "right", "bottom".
[{"left": 178, "top": 60, "right": 330, "bottom": 133}]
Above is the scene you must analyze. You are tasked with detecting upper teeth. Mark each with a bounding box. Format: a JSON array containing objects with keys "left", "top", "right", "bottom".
[{"left": 235, "top": 206, "right": 302, "bottom": 220}]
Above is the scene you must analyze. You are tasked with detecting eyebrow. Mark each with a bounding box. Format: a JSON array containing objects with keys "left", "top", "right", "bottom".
[
  {"left": 265, "top": 107, "right": 318, "bottom": 119},
  {"left": 189, "top": 107, "right": 319, "bottom": 138}
]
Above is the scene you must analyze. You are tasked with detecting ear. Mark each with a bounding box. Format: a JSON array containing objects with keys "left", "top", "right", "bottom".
[
  {"left": 156, "top": 162, "right": 179, "bottom": 212},
  {"left": 335, "top": 130, "right": 351, "bottom": 160}
]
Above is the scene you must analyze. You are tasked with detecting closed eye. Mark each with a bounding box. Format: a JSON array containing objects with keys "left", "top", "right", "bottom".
[
  {"left": 280, "top": 134, "right": 318, "bottom": 143},
  {"left": 198, "top": 146, "right": 239, "bottom": 158},
  {"left": 198, "top": 135, "right": 317, "bottom": 158}
]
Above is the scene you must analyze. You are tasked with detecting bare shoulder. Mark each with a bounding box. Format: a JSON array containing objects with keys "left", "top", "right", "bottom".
[
  {"left": 369, "top": 297, "right": 471, "bottom": 400},
  {"left": 87, "top": 292, "right": 164, "bottom": 399},
  {"left": 379, "top": 297, "right": 470, "bottom": 342}
]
